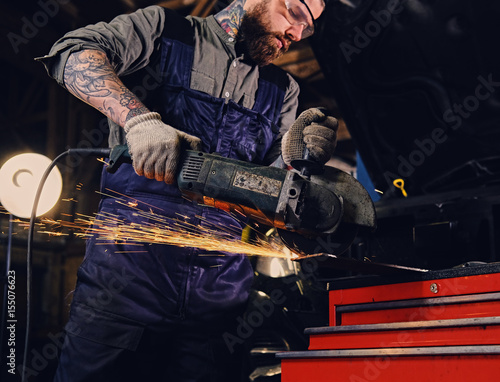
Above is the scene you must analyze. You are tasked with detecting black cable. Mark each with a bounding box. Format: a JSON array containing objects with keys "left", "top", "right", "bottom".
[{"left": 22, "top": 147, "right": 111, "bottom": 382}]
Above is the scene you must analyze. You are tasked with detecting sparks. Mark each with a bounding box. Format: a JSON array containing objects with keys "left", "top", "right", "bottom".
[{"left": 38, "top": 189, "right": 303, "bottom": 259}]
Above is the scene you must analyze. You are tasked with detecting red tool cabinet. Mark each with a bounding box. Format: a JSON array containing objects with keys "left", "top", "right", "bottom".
[{"left": 277, "top": 263, "right": 500, "bottom": 381}]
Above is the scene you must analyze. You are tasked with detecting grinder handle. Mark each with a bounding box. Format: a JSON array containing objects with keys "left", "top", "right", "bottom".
[{"left": 106, "top": 145, "right": 132, "bottom": 173}]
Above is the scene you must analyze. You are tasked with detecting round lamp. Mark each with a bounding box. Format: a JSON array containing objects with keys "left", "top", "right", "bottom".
[{"left": 0, "top": 153, "right": 63, "bottom": 218}]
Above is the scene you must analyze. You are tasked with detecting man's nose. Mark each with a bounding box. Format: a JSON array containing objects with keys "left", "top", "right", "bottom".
[{"left": 285, "top": 24, "right": 305, "bottom": 42}]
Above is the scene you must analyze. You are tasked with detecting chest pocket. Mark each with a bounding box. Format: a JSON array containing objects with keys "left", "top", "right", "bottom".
[
  {"left": 190, "top": 69, "right": 215, "bottom": 95},
  {"left": 220, "top": 101, "right": 278, "bottom": 163}
]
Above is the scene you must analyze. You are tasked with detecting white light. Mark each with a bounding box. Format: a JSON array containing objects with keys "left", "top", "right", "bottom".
[
  {"left": 0, "top": 153, "right": 62, "bottom": 218},
  {"left": 269, "top": 257, "right": 286, "bottom": 278}
]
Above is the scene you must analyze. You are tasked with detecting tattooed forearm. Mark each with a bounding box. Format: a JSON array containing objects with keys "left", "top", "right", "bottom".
[
  {"left": 63, "top": 49, "right": 149, "bottom": 126},
  {"left": 119, "top": 86, "right": 150, "bottom": 122},
  {"left": 214, "top": 0, "right": 246, "bottom": 37},
  {"left": 63, "top": 50, "right": 114, "bottom": 98}
]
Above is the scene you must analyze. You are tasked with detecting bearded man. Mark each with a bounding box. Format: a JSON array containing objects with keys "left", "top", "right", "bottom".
[{"left": 38, "top": 0, "right": 335, "bottom": 380}]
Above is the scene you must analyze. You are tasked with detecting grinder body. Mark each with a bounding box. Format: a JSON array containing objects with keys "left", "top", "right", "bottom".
[{"left": 177, "top": 151, "right": 343, "bottom": 237}]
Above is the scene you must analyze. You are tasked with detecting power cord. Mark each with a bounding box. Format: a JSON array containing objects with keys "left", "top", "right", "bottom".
[{"left": 23, "top": 147, "right": 110, "bottom": 382}]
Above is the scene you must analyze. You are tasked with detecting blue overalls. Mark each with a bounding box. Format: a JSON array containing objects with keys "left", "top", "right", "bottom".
[{"left": 54, "top": 11, "right": 289, "bottom": 382}]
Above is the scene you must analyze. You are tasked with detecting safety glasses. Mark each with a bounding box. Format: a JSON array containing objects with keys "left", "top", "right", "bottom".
[{"left": 284, "top": 0, "right": 316, "bottom": 39}]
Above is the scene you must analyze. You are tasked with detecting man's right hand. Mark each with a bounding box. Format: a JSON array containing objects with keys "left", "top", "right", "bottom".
[{"left": 124, "top": 112, "right": 202, "bottom": 184}]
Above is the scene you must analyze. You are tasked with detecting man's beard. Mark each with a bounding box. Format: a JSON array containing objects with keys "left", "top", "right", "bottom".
[{"left": 238, "top": 1, "right": 290, "bottom": 66}]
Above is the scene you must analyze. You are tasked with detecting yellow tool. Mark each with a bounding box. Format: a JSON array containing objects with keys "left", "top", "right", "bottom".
[{"left": 393, "top": 178, "right": 408, "bottom": 197}]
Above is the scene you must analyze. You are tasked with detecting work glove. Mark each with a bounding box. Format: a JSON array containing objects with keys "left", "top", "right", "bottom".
[
  {"left": 124, "top": 112, "right": 201, "bottom": 184},
  {"left": 282, "top": 108, "right": 338, "bottom": 166}
]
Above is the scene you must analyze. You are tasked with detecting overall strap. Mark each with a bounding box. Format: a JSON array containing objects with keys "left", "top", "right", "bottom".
[
  {"left": 254, "top": 64, "right": 289, "bottom": 124},
  {"left": 161, "top": 7, "right": 195, "bottom": 46},
  {"left": 159, "top": 8, "right": 196, "bottom": 88}
]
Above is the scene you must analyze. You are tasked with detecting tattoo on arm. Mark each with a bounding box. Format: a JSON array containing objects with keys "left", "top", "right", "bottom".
[
  {"left": 63, "top": 50, "right": 114, "bottom": 99},
  {"left": 63, "top": 49, "right": 149, "bottom": 126},
  {"left": 119, "top": 86, "right": 150, "bottom": 122}
]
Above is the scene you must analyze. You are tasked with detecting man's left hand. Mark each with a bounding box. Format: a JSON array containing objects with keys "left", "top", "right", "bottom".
[
  {"left": 302, "top": 108, "right": 338, "bottom": 164},
  {"left": 282, "top": 107, "right": 338, "bottom": 166}
]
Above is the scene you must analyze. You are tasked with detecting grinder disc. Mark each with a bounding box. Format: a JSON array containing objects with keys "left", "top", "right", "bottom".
[{"left": 278, "top": 223, "right": 359, "bottom": 256}]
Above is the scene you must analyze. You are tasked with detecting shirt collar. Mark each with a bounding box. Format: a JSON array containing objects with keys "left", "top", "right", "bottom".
[{"left": 207, "top": 16, "right": 237, "bottom": 47}]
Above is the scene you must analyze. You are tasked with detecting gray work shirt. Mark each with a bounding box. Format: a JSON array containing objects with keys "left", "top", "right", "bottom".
[{"left": 38, "top": 5, "right": 299, "bottom": 158}]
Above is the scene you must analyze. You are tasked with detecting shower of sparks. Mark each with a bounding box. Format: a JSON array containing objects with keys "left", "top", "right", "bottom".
[{"left": 38, "top": 189, "right": 302, "bottom": 259}]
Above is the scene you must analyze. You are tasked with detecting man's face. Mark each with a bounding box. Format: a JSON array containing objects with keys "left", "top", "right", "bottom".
[{"left": 239, "top": 0, "right": 325, "bottom": 66}]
